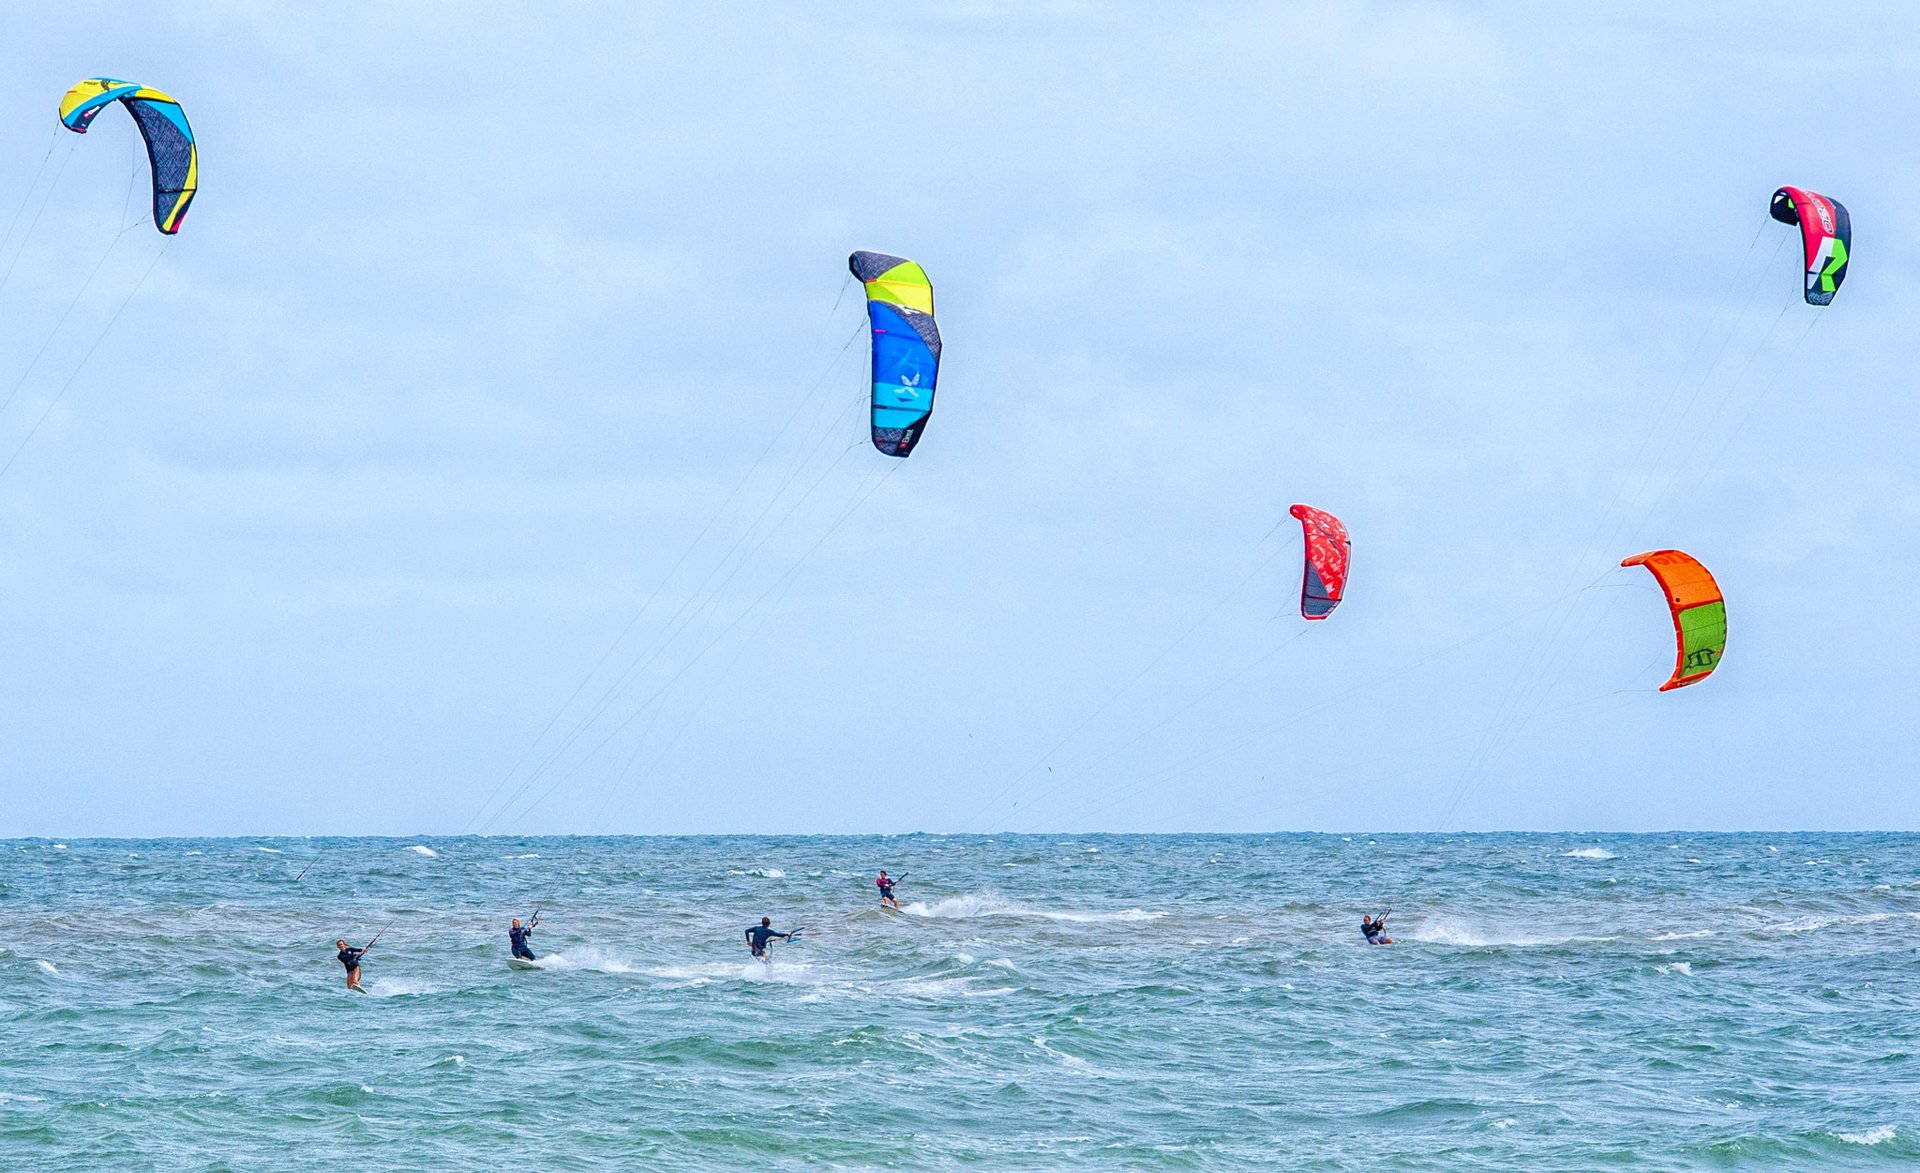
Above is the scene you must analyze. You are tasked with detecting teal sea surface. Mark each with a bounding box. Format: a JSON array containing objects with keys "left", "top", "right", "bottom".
[{"left": 3, "top": 833, "right": 1917, "bottom": 1169}]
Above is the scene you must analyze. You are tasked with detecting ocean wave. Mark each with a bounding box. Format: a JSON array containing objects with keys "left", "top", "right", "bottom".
[
  {"left": 406, "top": 845, "right": 438, "bottom": 857},
  {"left": 1764, "top": 910, "right": 1920, "bottom": 935},
  {"left": 1563, "top": 847, "right": 1616, "bottom": 860},
  {"left": 1834, "top": 1125, "right": 1896, "bottom": 1146},
  {"left": 255, "top": 847, "right": 283, "bottom": 854},
  {"left": 1659, "top": 961, "right": 1693, "bottom": 976},
  {"left": 729, "top": 868, "right": 785, "bottom": 878},
  {"left": 901, "top": 892, "right": 1162, "bottom": 924},
  {"left": 35, "top": 959, "right": 57, "bottom": 975}
]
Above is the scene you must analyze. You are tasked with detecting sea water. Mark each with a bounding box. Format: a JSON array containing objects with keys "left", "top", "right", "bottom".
[{"left": 2, "top": 833, "right": 1916, "bottom": 1169}]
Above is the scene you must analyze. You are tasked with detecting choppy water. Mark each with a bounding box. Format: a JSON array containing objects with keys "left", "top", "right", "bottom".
[{"left": 3, "top": 833, "right": 1918, "bottom": 1169}]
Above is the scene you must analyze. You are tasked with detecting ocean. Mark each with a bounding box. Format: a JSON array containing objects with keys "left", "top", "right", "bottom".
[{"left": 2, "top": 832, "right": 1916, "bottom": 1169}]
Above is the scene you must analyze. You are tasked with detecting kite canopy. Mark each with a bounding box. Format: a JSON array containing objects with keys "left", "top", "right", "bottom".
[
  {"left": 1769, "top": 186, "right": 1849, "bottom": 306},
  {"left": 850, "top": 250, "right": 940, "bottom": 458},
  {"left": 59, "top": 78, "right": 197, "bottom": 235},
  {"left": 1621, "top": 550, "right": 1726, "bottom": 692},
  {"left": 1288, "top": 505, "right": 1350, "bottom": 620}
]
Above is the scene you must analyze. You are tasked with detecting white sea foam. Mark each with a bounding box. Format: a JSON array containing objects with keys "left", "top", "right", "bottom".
[
  {"left": 255, "top": 847, "right": 282, "bottom": 854},
  {"left": 52, "top": 844, "right": 66, "bottom": 850},
  {"left": 1563, "top": 847, "right": 1616, "bottom": 860},
  {"left": 1406, "top": 915, "right": 1597, "bottom": 948},
  {"left": 524, "top": 946, "right": 638, "bottom": 975},
  {"left": 646, "top": 962, "right": 744, "bottom": 986},
  {"left": 1836, "top": 1125, "right": 1895, "bottom": 1145},
  {"left": 185, "top": 850, "right": 202, "bottom": 856},
  {"left": 504, "top": 853, "right": 539, "bottom": 860},
  {"left": 35, "top": 960, "right": 57, "bottom": 975},
  {"left": 406, "top": 845, "right": 438, "bottom": 857},
  {"left": 1767, "top": 910, "right": 1920, "bottom": 935},
  {"left": 729, "top": 868, "right": 785, "bottom": 878},
  {"left": 366, "top": 977, "right": 436, "bottom": 996},
  {"left": 1652, "top": 930, "right": 1713, "bottom": 941},
  {"left": 902, "top": 892, "right": 1162, "bottom": 924},
  {"left": 1659, "top": 961, "right": 1693, "bottom": 976}
]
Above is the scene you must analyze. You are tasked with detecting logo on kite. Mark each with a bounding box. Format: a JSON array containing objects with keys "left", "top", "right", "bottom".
[
  {"left": 1621, "top": 550, "right": 1726, "bottom": 691},
  {"left": 58, "top": 78, "right": 198, "bottom": 235},
  {"left": 1769, "top": 186, "right": 1849, "bottom": 306},
  {"left": 1288, "top": 505, "right": 1350, "bottom": 621}
]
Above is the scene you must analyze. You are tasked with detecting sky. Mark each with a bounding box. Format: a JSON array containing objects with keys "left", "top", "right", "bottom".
[{"left": 0, "top": 2, "right": 1916, "bottom": 837}]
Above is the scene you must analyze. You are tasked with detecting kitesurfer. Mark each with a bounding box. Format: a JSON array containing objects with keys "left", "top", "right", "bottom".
[
  {"left": 1361, "top": 913, "right": 1392, "bottom": 945},
  {"left": 509, "top": 916, "right": 538, "bottom": 962},
  {"left": 745, "top": 917, "right": 792, "bottom": 961},
  {"left": 877, "top": 870, "right": 899, "bottom": 909},
  {"left": 335, "top": 938, "right": 368, "bottom": 990}
]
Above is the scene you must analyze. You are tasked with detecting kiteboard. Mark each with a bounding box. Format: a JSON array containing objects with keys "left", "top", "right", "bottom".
[{"left": 507, "top": 956, "right": 540, "bottom": 971}]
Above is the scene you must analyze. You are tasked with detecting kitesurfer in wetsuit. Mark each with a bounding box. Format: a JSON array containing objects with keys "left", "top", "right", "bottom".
[
  {"left": 877, "top": 870, "right": 899, "bottom": 909},
  {"left": 509, "top": 916, "right": 538, "bottom": 962},
  {"left": 1361, "top": 913, "right": 1392, "bottom": 945},
  {"left": 745, "top": 917, "right": 791, "bottom": 961},
  {"left": 335, "top": 938, "right": 367, "bottom": 990}
]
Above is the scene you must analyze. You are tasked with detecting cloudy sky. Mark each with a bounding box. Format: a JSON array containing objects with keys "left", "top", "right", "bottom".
[{"left": 0, "top": 3, "right": 1914, "bottom": 837}]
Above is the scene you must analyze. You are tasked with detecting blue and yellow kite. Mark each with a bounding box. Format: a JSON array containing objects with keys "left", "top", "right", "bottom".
[
  {"left": 59, "top": 78, "right": 198, "bottom": 235},
  {"left": 849, "top": 251, "right": 941, "bottom": 458}
]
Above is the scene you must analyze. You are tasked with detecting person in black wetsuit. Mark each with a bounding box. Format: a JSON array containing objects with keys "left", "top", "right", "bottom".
[
  {"left": 509, "top": 916, "right": 538, "bottom": 962},
  {"left": 335, "top": 938, "right": 367, "bottom": 989},
  {"left": 745, "top": 917, "right": 792, "bottom": 961},
  {"left": 1361, "top": 913, "right": 1392, "bottom": 945}
]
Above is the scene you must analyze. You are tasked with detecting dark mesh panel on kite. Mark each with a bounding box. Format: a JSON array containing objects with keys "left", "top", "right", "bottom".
[
  {"left": 849, "top": 250, "right": 911, "bottom": 282},
  {"left": 126, "top": 100, "right": 194, "bottom": 226},
  {"left": 896, "top": 305, "right": 943, "bottom": 360},
  {"left": 1302, "top": 563, "right": 1337, "bottom": 617},
  {"left": 873, "top": 425, "right": 920, "bottom": 458}
]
